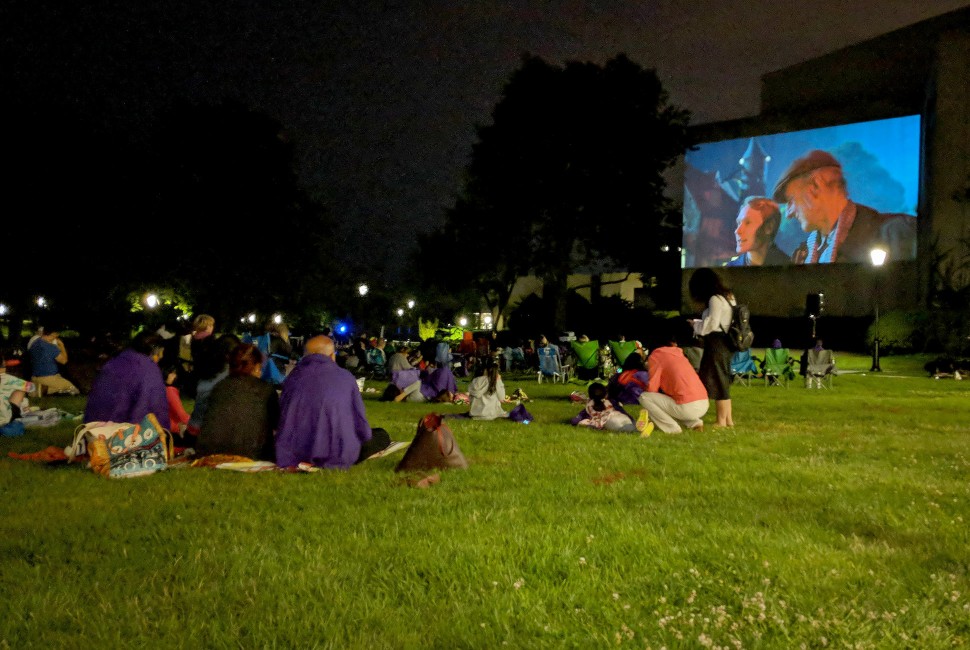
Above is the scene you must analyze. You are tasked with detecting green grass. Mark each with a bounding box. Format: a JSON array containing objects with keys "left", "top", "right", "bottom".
[{"left": 2, "top": 352, "right": 969, "bottom": 648}]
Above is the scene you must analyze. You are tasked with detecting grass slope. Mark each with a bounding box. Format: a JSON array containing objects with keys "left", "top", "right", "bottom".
[{"left": 1, "top": 353, "right": 968, "bottom": 648}]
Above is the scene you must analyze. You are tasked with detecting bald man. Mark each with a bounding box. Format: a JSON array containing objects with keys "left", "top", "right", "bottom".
[{"left": 275, "top": 335, "right": 390, "bottom": 468}]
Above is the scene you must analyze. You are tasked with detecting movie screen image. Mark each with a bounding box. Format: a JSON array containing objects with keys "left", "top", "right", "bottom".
[{"left": 682, "top": 115, "right": 920, "bottom": 268}]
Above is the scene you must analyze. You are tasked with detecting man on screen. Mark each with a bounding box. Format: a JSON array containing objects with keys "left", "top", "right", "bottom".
[
  {"left": 724, "top": 196, "right": 790, "bottom": 267},
  {"left": 772, "top": 150, "right": 916, "bottom": 264}
]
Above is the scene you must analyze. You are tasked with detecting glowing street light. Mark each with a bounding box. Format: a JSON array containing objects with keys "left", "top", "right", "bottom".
[
  {"left": 36, "top": 296, "right": 47, "bottom": 308},
  {"left": 407, "top": 299, "right": 415, "bottom": 309},
  {"left": 358, "top": 284, "right": 369, "bottom": 297},
  {"left": 273, "top": 314, "right": 283, "bottom": 324},
  {"left": 869, "top": 247, "right": 887, "bottom": 372},
  {"left": 146, "top": 294, "right": 159, "bottom": 309},
  {"left": 396, "top": 308, "right": 405, "bottom": 317},
  {"left": 458, "top": 316, "right": 468, "bottom": 327},
  {"left": 0, "top": 303, "right": 7, "bottom": 316}
]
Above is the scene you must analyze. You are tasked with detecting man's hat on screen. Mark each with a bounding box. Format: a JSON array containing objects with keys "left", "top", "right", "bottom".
[{"left": 772, "top": 150, "right": 842, "bottom": 202}]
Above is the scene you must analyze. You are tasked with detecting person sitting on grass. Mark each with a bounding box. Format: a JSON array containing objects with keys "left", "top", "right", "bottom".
[
  {"left": 467, "top": 359, "right": 508, "bottom": 420},
  {"left": 28, "top": 326, "right": 80, "bottom": 396},
  {"left": 638, "top": 322, "right": 710, "bottom": 434},
  {"left": 275, "top": 335, "right": 390, "bottom": 469},
  {"left": 162, "top": 362, "right": 191, "bottom": 437},
  {"left": 571, "top": 382, "right": 652, "bottom": 435},
  {"left": 0, "top": 352, "right": 32, "bottom": 437},
  {"left": 196, "top": 343, "right": 279, "bottom": 462},
  {"left": 607, "top": 353, "right": 650, "bottom": 406},
  {"left": 186, "top": 333, "right": 240, "bottom": 442},
  {"left": 389, "top": 360, "right": 455, "bottom": 403},
  {"left": 83, "top": 331, "right": 169, "bottom": 426}
]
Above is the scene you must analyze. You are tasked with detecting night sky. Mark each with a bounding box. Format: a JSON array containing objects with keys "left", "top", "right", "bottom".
[{"left": 7, "top": 1, "right": 970, "bottom": 281}]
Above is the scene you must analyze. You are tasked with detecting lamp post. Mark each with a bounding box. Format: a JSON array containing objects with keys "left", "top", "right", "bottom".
[{"left": 869, "top": 247, "right": 886, "bottom": 372}]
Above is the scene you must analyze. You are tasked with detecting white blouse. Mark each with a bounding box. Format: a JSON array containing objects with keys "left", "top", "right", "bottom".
[{"left": 693, "top": 294, "right": 735, "bottom": 337}]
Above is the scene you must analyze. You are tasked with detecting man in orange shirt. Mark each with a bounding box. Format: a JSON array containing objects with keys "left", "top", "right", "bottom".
[{"left": 638, "top": 324, "right": 709, "bottom": 433}]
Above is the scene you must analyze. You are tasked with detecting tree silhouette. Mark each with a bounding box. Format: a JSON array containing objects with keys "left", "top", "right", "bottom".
[
  {"left": 142, "top": 100, "right": 342, "bottom": 329},
  {"left": 420, "top": 54, "right": 692, "bottom": 331}
]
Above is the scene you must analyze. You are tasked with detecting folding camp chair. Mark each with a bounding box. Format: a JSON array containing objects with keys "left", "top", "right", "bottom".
[
  {"left": 730, "top": 350, "right": 759, "bottom": 387},
  {"left": 366, "top": 347, "right": 388, "bottom": 379},
  {"left": 762, "top": 347, "right": 795, "bottom": 388},
  {"left": 609, "top": 340, "right": 638, "bottom": 369},
  {"left": 570, "top": 340, "right": 601, "bottom": 381},
  {"left": 537, "top": 345, "right": 567, "bottom": 383},
  {"left": 805, "top": 348, "right": 836, "bottom": 389}
]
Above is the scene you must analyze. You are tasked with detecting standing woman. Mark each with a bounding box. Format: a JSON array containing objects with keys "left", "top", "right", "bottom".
[{"left": 688, "top": 268, "right": 735, "bottom": 427}]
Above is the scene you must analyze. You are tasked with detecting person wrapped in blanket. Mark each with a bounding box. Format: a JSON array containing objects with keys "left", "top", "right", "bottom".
[
  {"left": 83, "top": 331, "right": 169, "bottom": 428},
  {"left": 571, "top": 382, "right": 651, "bottom": 434},
  {"left": 385, "top": 351, "right": 456, "bottom": 404},
  {"left": 275, "top": 335, "right": 390, "bottom": 469},
  {"left": 0, "top": 352, "right": 33, "bottom": 437},
  {"left": 607, "top": 353, "right": 650, "bottom": 406}
]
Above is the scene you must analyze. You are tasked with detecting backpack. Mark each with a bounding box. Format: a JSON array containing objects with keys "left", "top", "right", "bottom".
[
  {"left": 722, "top": 297, "right": 754, "bottom": 352},
  {"left": 395, "top": 413, "right": 468, "bottom": 472}
]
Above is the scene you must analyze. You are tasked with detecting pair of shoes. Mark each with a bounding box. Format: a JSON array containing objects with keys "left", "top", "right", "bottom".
[{"left": 636, "top": 409, "right": 654, "bottom": 437}]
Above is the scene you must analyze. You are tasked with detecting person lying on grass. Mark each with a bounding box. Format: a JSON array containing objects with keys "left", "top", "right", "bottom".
[{"left": 570, "top": 381, "right": 652, "bottom": 435}]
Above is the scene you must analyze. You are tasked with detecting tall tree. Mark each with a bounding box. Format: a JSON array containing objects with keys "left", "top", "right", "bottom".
[
  {"left": 145, "top": 100, "right": 342, "bottom": 327},
  {"left": 422, "top": 54, "right": 692, "bottom": 330}
]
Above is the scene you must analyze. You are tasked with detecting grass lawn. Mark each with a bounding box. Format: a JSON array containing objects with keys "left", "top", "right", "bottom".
[{"left": 2, "top": 351, "right": 969, "bottom": 648}]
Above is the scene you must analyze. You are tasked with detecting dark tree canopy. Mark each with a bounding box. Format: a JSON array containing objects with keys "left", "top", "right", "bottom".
[
  {"left": 4, "top": 100, "right": 341, "bottom": 341},
  {"left": 145, "top": 100, "right": 341, "bottom": 326},
  {"left": 419, "top": 53, "right": 693, "bottom": 331}
]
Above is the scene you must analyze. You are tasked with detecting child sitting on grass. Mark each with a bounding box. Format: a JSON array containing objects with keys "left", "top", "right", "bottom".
[
  {"left": 162, "top": 363, "right": 193, "bottom": 447},
  {"left": 570, "top": 382, "right": 653, "bottom": 436}
]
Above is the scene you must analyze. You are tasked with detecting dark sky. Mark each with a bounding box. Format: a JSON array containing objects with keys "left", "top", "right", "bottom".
[{"left": 7, "top": 1, "right": 970, "bottom": 281}]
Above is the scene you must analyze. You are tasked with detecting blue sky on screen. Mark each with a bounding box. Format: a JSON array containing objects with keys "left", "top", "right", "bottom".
[{"left": 685, "top": 115, "right": 921, "bottom": 215}]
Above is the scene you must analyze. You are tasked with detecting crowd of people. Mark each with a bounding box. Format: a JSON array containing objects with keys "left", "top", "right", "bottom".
[{"left": 1, "top": 267, "right": 745, "bottom": 465}]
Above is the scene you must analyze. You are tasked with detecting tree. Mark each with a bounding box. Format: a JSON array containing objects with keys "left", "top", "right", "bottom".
[
  {"left": 144, "top": 100, "right": 343, "bottom": 328},
  {"left": 420, "top": 54, "right": 692, "bottom": 331}
]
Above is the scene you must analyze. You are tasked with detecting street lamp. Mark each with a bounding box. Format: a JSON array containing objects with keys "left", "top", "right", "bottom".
[
  {"left": 358, "top": 284, "right": 369, "bottom": 297},
  {"left": 869, "top": 247, "right": 887, "bottom": 372}
]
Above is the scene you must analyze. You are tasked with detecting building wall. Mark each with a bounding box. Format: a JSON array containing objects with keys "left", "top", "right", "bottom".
[
  {"left": 678, "top": 11, "right": 970, "bottom": 318},
  {"left": 926, "top": 29, "right": 970, "bottom": 292}
]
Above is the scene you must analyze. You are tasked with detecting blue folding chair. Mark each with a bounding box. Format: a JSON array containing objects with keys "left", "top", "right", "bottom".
[
  {"left": 537, "top": 345, "right": 567, "bottom": 383},
  {"left": 730, "top": 349, "right": 759, "bottom": 387}
]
